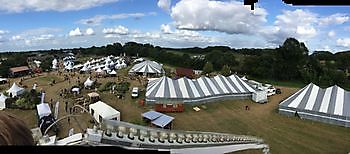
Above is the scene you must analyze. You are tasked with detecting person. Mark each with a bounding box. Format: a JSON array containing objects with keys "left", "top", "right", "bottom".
[
  {"left": 65, "top": 102, "right": 68, "bottom": 112},
  {"left": 67, "top": 117, "right": 71, "bottom": 125},
  {"left": 0, "top": 112, "right": 34, "bottom": 145}
]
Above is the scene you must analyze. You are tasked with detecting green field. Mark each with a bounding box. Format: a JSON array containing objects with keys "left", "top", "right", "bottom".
[{"left": 2, "top": 70, "right": 350, "bottom": 153}]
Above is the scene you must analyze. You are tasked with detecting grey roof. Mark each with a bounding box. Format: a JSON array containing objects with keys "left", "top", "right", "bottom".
[
  {"left": 142, "top": 111, "right": 163, "bottom": 121},
  {"left": 279, "top": 83, "right": 350, "bottom": 117},
  {"left": 142, "top": 111, "right": 174, "bottom": 128},
  {"left": 151, "top": 114, "right": 174, "bottom": 128},
  {"left": 146, "top": 74, "right": 255, "bottom": 101}
]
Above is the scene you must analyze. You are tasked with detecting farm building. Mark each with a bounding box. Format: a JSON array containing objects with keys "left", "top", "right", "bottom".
[
  {"left": 279, "top": 83, "right": 350, "bottom": 127},
  {"left": 129, "top": 60, "right": 165, "bottom": 76},
  {"left": 175, "top": 67, "right": 194, "bottom": 79},
  {"left": 9, "top": 66, "right": 31, "bottom": 77},
  {"left": 145, "top": 74, "right": 255, "bottom": 104},
  {"left": 89, "top": 101, "right": 120, "bottom": 123}
]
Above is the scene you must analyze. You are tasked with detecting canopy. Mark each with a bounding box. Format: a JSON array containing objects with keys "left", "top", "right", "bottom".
[
  {"left": 0, "top": 93, "right": 8, "bottom": 110},
  {"left": 146, "top": 74, "right": 255, "bottom": 103},
  {"left": 95, "top": 68, "right": 103, "bottom": 73},
  {"left": 142, "top": 111, "right": 174, "bottom": 128},
  {"left": 84, "top": 77, "right": 94, "bottom": 87},
  {"left": 129, "top": 60, "right": 164, "bottom": 75},
  {"left": 7, "top": 83, "right": 25, "bottom": 97},
  {"left": 151, "top": 114, "right": 174, "bottom": 128},
  {"left": 72, "top": 88, "right": 80, "bottom": 94},
  {"left": 142, "top": 111, "right": 163, "bottom": 121},
  {"left": 108, "top": 70, "right": 117, "bottom": 75},
  {"left": 279, "top": 83, "right": 350, "bottom": 127},
  {"left": 37, "top": 103, "right": 52, "bottom": 119},
  {"left": 87, "top": 92, "right": 99, "bottom": 98}
]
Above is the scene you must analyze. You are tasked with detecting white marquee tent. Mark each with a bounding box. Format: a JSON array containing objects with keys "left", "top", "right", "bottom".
[
  {"left": 146, "top": 74, "right": 255, "bottom": 104},
  {"left": 0, "top": 93, "right": 8, "bottom": 110},
  {"left": 7, "top": 83, "right": 25, "bottom": 97},
  {"left": 129, "top": 60, "right": 164, "bottom": 76},
  {"left": 279, "top": 83, "right": 350, "bottom": 127}
]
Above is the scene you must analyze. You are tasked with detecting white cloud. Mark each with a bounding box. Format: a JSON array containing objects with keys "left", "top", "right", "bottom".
[
  {"left": 160, "top": 24, "right": 172, "bottom": 34},
  {"left": 158, "top": 0, "right": 171, "bottom": 12},
  {"left": 102, "top": 25, "right": 129, "bottom": 35},
  {"left": 86, "top": 28, "right": 95, "bottom": 35},
  {"left": 259, "top": 9, "right": 319, "bottom": 44},
  {"left": 319, "top": 13, "right": 349, "bottom": 26},
  {"left": 0, "top": 30, "right": 9, "bottom": 35},
  {"left": 69, "top": 28, "right": 83, "bottom": 37},
  {"left": 296, "top": 26, "right": 317, "bottom": 36},
  {"left": 11, "top": 35, "right": 23, "bottom": 41},
  {"left": 0, "top": 0, "right": 119, "bottom": 13},
  {"left": 33, "top": 34, "right": 54, "bottom": 41},
  {"left": 328, "top": 30, "right": 336, "bottom": 37},
  {"left": 336, "top": 38, "right": 350, "bottom": 47},
  {"left": 78, "top": 12, "right": 155, "bottom": 25},
  {"left": 170, "top": 0, "right": 267, "bottom": 34}
]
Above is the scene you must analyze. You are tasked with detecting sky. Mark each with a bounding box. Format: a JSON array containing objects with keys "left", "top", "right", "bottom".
[{"left": 0, "top": 0, "right": 349, "bottom": 53}]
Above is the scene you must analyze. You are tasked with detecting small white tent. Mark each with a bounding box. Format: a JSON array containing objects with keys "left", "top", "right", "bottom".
[
  {"left": 108, "top": 70, "right": 117, "bottom": 75},
  {"left": 7, "top": 83, "right": 25, "bottom": 97},
  {"left": 0, "top": 93, "right": 8, "bottom": 110},
  {"left": 89, "top": 101, "right": 120, "bottom": 123},
  {"left": 84, "top": 77, "right": 95, "bottom": 88}
]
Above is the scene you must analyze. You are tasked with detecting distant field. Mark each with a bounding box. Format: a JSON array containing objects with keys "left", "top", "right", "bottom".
[{"left": 248, "top": 77, "right": 305, "bottom": 88}]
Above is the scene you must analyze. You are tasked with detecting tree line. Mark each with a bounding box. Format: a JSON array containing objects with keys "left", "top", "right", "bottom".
[{"left": 0, "top": 38, "right": 349, "bottom": 89}]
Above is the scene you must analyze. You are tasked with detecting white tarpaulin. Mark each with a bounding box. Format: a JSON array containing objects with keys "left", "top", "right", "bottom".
[{"left": 37, "top": 103, "right": 52, "bottom": 119}]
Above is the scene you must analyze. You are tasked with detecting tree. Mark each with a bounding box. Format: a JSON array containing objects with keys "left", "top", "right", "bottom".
[
  {"left": 221, "top": 65, "right": 231, "bottom": 76},
  {"left": 274, "top": 38, "right": 309, "bottom": 80},
  {"left": 203, "top": 62, "right": 214, "bottom": 74}
]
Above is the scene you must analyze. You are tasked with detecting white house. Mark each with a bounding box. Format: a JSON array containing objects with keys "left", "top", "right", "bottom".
[{"left": 89, "top": 101, "right": 120, "bottom": 123}]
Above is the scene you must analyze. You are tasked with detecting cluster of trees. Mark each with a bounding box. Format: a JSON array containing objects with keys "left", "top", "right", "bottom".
[
  {"left": 0, "top": 37, "right": 349, "bottom": 89},
  {"left": 242, "top": 38, "right": 349, "bottom": 89}
]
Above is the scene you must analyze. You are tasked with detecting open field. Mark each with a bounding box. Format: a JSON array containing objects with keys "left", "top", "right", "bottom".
[{"left": 1, "top": 71, "right": 349, "bottom": 153}]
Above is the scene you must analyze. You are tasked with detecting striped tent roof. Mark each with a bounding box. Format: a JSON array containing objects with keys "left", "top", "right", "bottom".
[
  {"left": 279, "top": 83, "right": 350, "bottom": 117},
  {"left": 129, "top": 60, "right": 164, "bottom": 74},
  {"left": 146, "top": 74, "right": 255, "bottom": 100}
]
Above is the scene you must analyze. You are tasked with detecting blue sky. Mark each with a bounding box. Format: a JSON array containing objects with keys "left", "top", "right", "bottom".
[{"left": 0, "top": 0, "right": 349, "bottom": 53}]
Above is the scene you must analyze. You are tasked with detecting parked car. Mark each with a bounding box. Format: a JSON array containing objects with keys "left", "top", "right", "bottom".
[{"left": 131, "top": 87, "right": 139, "bottom": 98}]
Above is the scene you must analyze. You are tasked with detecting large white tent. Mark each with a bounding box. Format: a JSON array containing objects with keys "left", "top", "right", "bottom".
[
  {"left": 0, "top": 93, "right": 8, "bottom": 110},
  {"left": 129, "top": 60, "right": 164, "bottom": 76},
  {"left": 7, "top": 83, "right": 25, "bottom": 97},
  {"left": 89, "top": 101, "right": 120, "bottom": 123},
  {"left": 279, "top": 83, "right": 350, "bottom": 127},
  {"left": 146, "top": 74, "right": 255, "bottom": 104}
]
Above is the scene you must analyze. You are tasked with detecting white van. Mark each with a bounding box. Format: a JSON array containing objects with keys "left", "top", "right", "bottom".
[{"left": 131, "top": 87, "right": 139, "bottom": 98}]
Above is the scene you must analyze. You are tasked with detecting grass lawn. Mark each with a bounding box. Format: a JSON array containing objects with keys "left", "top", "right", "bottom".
[{"left": 2, "top": 70, "right": 349, "bottom": 153}]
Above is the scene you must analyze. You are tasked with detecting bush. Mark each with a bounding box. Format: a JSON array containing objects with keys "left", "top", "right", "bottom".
[{"left": 98, "top": 81, "right": 116, "bottom": 92}]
